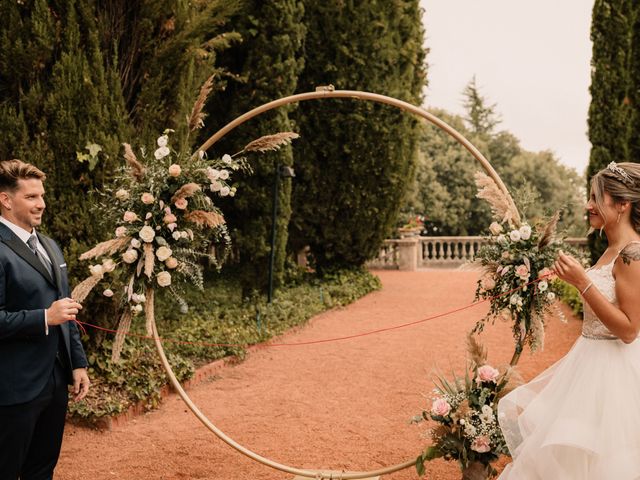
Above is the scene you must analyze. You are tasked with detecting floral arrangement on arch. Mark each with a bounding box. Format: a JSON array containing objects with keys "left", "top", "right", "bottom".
[
  {"left": 414, "top": 335, "right": 517, "bottom": 478},
  {"left": 71, "top": 76, "right": 298, "bottom": 361},
  {"left": 471, "top": 171, "right": 571, "bottom": 355}
]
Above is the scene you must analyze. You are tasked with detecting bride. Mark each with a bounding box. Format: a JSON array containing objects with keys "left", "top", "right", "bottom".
[{"left": 498, "top": 161, "right": 640, "bottom": 479}]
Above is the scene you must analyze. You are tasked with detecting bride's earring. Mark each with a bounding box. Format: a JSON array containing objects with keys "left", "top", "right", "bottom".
[{"left": 617, "top": 211, "right": 622, "bottom": 224}]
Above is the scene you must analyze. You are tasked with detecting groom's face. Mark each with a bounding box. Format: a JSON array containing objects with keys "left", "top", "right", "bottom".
[{"left": 5, "top": 178, "right": 46, "bottom": 231}]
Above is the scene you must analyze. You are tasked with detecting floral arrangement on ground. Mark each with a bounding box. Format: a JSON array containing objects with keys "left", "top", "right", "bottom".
[{"left": 414, "top": 335, "right": 517, "bottom": 478}]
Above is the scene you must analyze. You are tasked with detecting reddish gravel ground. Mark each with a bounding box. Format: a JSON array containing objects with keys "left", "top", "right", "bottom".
[{"left": 56, "top": 270, "right": 581, "bottom": 480}]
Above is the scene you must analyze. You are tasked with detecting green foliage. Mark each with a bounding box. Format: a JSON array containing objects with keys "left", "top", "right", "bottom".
[
  {"left": 554, "top": 279, "right": 584, "bottom": 318},
  {"left": 407, "top": 108, "right": 586, "bottom": 237},
  {"left": 68, "top": 337, "right": 194, "bottom": 420},
  {"left": 203, "top": 0, "right": 305, "bottom": 295},
  {"left": 68, "top": 268, "right": 380, "bottom": 423},
  {"left": 462, "top": 76, "right": 501, "bottom": 135},
  {"left": 288, "top": 0, "right": 427, "bottom": 273}
]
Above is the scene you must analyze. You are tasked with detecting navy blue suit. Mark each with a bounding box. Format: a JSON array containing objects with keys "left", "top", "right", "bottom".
[{"left": 0, "top": 222, "right": 87, "bottom": 479}]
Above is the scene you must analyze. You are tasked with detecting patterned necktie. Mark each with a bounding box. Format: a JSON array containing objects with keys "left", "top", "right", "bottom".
[{"left": 27, "top": 234, "right": 53, "bottom": 278}]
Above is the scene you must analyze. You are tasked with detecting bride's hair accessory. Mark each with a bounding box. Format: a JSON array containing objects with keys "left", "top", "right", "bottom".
[{"left": 607, "top": 161, "right": 634, "bottom": 186}]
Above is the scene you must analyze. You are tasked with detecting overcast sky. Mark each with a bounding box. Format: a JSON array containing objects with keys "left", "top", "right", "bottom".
[{"left": 420, "top": 1, "right": 593, "bottom": 175}]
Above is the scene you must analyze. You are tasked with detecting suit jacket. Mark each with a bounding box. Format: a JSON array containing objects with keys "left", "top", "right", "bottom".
[{"left": 0, "top": 222, "right": 87, "bottom": 406}]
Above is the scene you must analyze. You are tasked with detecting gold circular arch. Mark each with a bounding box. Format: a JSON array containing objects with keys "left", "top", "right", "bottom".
[{"left": 151, "top": 89, "right": 516, "bottom": 479}]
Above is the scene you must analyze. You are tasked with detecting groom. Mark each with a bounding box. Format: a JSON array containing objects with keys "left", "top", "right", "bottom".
[{"left": 0, "top": 159, "right": 89, "bottom": 479}]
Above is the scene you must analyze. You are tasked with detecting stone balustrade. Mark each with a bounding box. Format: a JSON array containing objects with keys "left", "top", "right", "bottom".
[{"left": 367, "top": 236, "right": 589, "bottom": 271}]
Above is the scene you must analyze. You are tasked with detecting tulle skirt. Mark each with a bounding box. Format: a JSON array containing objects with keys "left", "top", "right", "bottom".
[{"left": 498, "top": 336, "right": 640, "bottom": 479}]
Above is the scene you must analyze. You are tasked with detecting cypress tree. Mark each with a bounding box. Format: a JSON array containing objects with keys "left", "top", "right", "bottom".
[
  {"left": 588, "top": 0, "right": 633, "bottom": 260},
  {"left": 289, "top": 0, "right": 427, "bottom": 273},
  {"left": 204, "top": 0, "right": 305, "bottom": 296},
  {"left": 628, "top": 3, "right": 640, "bottom": 161}
]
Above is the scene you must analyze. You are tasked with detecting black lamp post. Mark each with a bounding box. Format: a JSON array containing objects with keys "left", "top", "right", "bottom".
[{"left": 267, "top": 163, "right": 295, "bottom": 303}]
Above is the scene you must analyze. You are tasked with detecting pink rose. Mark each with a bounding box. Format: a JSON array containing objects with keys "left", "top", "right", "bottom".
[
  {"left": 174, "top": 198, "right": 188, "bottom": 210},
  {"left": 538, "top": 267, "right": 556, "bottom": 280},
  {"left": 165, "top": 257, "right": 178, "bottom": 269},
  {"left": 515, "top": 264, "right": 529, "bottom": 279},
  {"left": 470, "top": 435, "right": 491, "bottom": 453},
  {"left": 168, "top": 164, "right": 181, "bottom": 177},
  {"left": 141, "top": 192, "right": 155, "bottom": 204},
  {"left": 489, "top": 222, "right": 503, "bottom": 235},
  {"left": 163, "top": 213, "right": 177, "bottom": 224},
  {"left": 115, "top": 226, "right": 127, "bottom": 238},
  {"left": 430, "top": 398, "right": 451, "bottom": 417},
  {"left": 123, "top": 211, "right": 138, "bottom": 223},
  {"left": 477, "top": 365, "right": 499, "bottom": 383}
]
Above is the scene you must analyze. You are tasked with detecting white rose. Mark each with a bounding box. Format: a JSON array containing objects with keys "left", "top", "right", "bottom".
[
  {"left": 89, "top": 264, "right": 104, "bottom": 278},
  {"left": 115, "top": 189, "right": 129, "bottom": 201},
  {"left": 157, "top": 135, "right": 168, "bottom": 147},
  {"left": 102, "top": 258, "right": 116, "bottom": 273},
  {"left": 115, "top": 226, "right": 127, "bottom": 238},
  {"left": 547, "top": 292, "right": 556, "bottom": 301},
  {"left": 122, "top": 249, "right": 138, "bottom": 264},
  {"left": 538, "top": 280, "right": 548, "bottom": 292},
  {"left": 207, "top": 168, "right": 220, "bottom": 180},
  {"left": 519, "top": 224, "right": 532, "bottom": 240},
  {"left": 180, "top": 231, "right": 189, "bottom": 239},
  {"left": 222, "top": 154, "right": 232, "bottom": 164},
  {"left": 210, "top": 180, "right": 222, "bottom": 192},
  {"left": 172, "top": 231, "right": 182, "bottom": 240},
  {"left": 132, "top": 304, "right": 143, "bottom": 313},
  {"left": 139, "top": 225, "right": 156, "bottom": 243},
  {"left": 155, "top": 246, "right": 172, "bottom": 262},
  {"left": 220, "top": 186, "right": 230, "bottom": 197},
  {"left": 156, "top": 271, "right": 172, "bottom": 287},
  {"left": 154, "top": 146, "right": 170, "bottom": 160},
  {"left": 131, "top": 238, "right": 141, "bottom": 248},
  {"left": 103, "top": 289, "right": 114, "bottom": 298},
  {"left": 219, "top": 169, "right": 229, "bottom": 180},
  {"left": 510, "top": 293, "right": 521, "bottom": 305},
  {"left": 496, "top": 234, "right": 507, "bottom": 244},
  {"left": 509, "top": 230, "right": 521, "bottom": 242}
]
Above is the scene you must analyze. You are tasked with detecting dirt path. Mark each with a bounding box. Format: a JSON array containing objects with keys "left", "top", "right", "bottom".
[{"left": 56, "top": 270, "right": 581, "bottom": 480}]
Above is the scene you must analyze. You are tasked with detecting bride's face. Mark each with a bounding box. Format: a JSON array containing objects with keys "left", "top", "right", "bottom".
[{"left": 586, "top": 189, "right": 619, "bottom": 230}]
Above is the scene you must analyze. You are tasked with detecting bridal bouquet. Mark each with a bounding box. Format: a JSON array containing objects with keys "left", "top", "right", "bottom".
[
  {"left": 415, "top": 336, "right": 515, "bottom": 478},
  {"left": 472, "top": 172, "right": 567, "bottom": 353},
  {"left": 71, "top": 77, "right": 298, "bottom": 360}
]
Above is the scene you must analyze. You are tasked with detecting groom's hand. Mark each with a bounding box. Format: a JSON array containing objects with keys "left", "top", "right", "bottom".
[
  {"left": 46, "top": 297, "right": 82, "bottom": 325},
  {"left": 71, "top": 368, "right": 90, "bottom": 401}
]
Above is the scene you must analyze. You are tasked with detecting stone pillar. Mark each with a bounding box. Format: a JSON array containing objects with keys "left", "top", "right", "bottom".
[{"left": 396, "top": 236, "right": 419, "bottom": 271}]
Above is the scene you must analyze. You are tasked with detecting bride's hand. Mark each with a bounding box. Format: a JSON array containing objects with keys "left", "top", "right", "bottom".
[{"left": 553, "top": 250, "right": 590, "bottom": 290}]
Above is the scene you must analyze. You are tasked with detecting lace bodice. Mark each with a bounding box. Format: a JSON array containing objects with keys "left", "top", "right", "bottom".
[{"left": 582, "top": 260, "right": 618, "bottom": 339}]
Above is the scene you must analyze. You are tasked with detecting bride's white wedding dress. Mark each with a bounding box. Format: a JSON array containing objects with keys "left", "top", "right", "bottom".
[{"left": 498, "top": 250, "right": 640, "bottom": 479}]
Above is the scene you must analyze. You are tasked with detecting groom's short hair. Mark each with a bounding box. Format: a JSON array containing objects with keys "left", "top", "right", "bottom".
[{"left": 0, "top": 159, "right": 46, "bottom": 192}]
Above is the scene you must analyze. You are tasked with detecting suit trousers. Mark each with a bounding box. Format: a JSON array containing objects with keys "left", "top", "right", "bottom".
[{"left": 0, "top": 360, "right": 69, "bottom": 480}]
